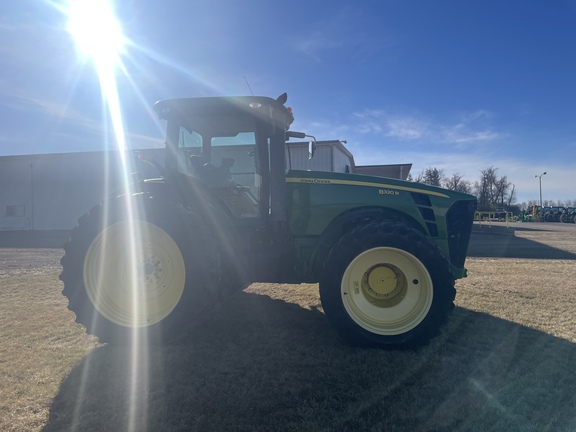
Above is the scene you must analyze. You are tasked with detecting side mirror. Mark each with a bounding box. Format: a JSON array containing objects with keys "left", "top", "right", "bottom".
[
  {"left": 286, "top": 131, "right": 306, "bottom": 140},
  {"left": 308, "top": 139, "right": 316, "bottom": 160},
  {"left": 285, "top": 130, "right": 317, "bottom": 159}
]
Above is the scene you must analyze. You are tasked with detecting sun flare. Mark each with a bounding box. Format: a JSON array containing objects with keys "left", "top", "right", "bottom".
[
  {"left": 66, "top": 0, "right": 125, "bottom": 66},
  {"left": 64, "top": 2, "right": 147, "bottom": 430},
  {"left": 64, "top": 0, "right": 129, "bottom": 157}
]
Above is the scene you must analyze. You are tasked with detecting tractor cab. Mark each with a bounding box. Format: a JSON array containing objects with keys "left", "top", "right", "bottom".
[{"left": 154, "top": 95, "right": 296, "bottom": 221}]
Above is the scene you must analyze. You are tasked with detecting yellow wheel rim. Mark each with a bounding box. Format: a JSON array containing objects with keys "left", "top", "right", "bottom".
[
  {"left": 83, "top": 221, "right": 186, "bottom": 328},
  {"left": 341, "top": 247, "right": 433, "bottom": 335}
]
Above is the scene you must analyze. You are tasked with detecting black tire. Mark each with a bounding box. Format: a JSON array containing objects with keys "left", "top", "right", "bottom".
[
  {"left": 319, "top": 222, "right": 455, "bottom": 349},
  {"left": 60, "top": 193, "right": 220, "bottom": 344}
]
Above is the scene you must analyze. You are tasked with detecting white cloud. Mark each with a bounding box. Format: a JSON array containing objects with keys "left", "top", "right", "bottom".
[
  {"left": 294, "top": 106, "right": 574, "bottom": 204},
  {"left": 353, "top": 110, "right": 429, "bottom": 138},
  {"left": 442, "top": 127, "right": 502, "bottom": 144},
  {"left": 290, "top": 6, "right": 385, "bottom": 62},
  {"left": 290, "top": 8, "right": 349, "bottom": 62},
  {"left": 352, "top": 108, "right": 503, "bottom": 147},
  {"left": 292, "top": 36, "right": 343, "bottom": 62},
  {"left": 384, "top": 116, "right": 429, "bottom": 140},
  {"left": 0, "top": 91, "right": 104, "bottom": 133},
  {"left": 290, "top": 117, "right": 351, "bottom": 142}
]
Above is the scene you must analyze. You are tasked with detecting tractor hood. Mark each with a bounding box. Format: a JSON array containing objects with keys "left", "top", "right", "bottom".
[
  {"left": 285, "top": 169, "right": 477, "bottom": 279},
  {"left": 286, "top": 170, "right": 476, "bottom": 202}
]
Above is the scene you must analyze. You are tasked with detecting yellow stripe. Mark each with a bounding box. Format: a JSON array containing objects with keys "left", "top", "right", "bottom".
[{"left": 285, "top": 177, "right": 450, "bottom": 198}]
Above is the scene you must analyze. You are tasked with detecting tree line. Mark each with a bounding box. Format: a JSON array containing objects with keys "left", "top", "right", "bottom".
[
  {"left": 409, "top": 166, "right": 576, "bottom": 213},
  {"left": 408, "top": 166, "right": 517, "bottom": 212}
]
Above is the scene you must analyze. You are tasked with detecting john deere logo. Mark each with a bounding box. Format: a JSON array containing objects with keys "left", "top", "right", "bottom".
[{"left": 299, "top": 178, "right": 331, "bottom": 184}]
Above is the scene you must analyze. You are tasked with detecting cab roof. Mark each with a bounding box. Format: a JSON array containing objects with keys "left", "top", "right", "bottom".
[{"left": 153, "top": 95, "right": 293, "bottom": 124}]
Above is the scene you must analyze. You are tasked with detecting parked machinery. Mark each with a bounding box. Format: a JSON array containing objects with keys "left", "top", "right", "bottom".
[
  {"left": 60, "top": 94, "right": 477, "bottom": 349},
  {"left": 560, "top": 207, "right": 576, "bottom": 223}
]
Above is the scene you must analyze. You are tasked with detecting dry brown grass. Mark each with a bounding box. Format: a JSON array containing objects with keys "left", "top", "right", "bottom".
[
  {"left": 456, "top": 258, "right": 576, "bottom": 341},
  {"left": 0, "top": 260, "right": 99, "bottom": 432},
  {"left": 1, "top": 241, "right": 576, "bottom": 431}
]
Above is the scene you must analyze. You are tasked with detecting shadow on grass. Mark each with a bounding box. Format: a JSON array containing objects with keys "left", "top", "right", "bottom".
[
  {"left": 468, "top": 231, "right": 576, "bottom": 260},
  {"left": 0, "top": 230, "right": 69, "bottom": 248},
  {"left": 43, "top": 291, "right": 576, "bottom": 432}
]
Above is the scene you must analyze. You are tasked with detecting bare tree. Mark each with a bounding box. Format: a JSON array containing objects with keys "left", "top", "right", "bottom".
[
  {"left": 493, "top": 175, "right": 511, "bottom": 207},
  {"left": 422, "top": 167, "right": 445, "bottom": 186},
  {"left": 408, "top": 172, "right": 424, "bottom": 183},
  {"left": 474, "top": 167, "right": 497, "bottom": 210},
  {"left": 507, "top": 184, "right": 516, "bottom": 207},
  {"left": 443, "top": 173, "right": 472, "bottom": 194},
  {"left": 473, "top": 166, "right": 515, "bottom": 211}
]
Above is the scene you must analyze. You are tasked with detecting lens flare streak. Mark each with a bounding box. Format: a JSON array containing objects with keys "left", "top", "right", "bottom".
[{"left": 64, "top": 0, "right": 149, "bottom": 430}]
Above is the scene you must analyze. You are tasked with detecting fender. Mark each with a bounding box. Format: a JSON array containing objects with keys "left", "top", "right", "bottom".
[{"left": 306, "top": 206, "right": 427, "bottom": 280}]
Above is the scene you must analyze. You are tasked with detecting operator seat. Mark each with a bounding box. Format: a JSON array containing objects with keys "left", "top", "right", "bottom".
[{"left": 189, "top": 154, "right": 235, "bottom": 187}]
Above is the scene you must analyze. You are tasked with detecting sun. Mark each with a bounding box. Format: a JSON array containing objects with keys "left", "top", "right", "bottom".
[
  {"left": 66, "top": 0, "right": 125, "bottom": 67},
  {"left": 64, "top": 0, "right": 128, "bottom": 153}
]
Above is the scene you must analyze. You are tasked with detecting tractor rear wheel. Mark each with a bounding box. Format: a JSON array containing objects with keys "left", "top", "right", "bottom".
[
  {"left": 60, "top": 193, "right": 220, "bottom": 344},
  {"left": 319, "top": 222, "right": 455, "bottom": 348}
]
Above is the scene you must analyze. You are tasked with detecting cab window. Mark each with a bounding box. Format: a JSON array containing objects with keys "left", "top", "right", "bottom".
[{"left": 177, "top": 127, "right": 260, "bottom": 218}]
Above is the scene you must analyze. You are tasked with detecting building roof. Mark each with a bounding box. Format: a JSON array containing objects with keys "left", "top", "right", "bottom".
[
  {"left": 286, "top": 140, "right": 412, "bottom": 180},
  {"left": 354, "top": 163, "right": 413, "bottom": 180},
  {"left": 286, "top": 139, "right": 356, "bottom": 164}
]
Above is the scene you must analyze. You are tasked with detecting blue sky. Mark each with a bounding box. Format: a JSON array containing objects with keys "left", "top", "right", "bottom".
[{"left": 1, "top": 0, "right": 575, "bottom": 205}]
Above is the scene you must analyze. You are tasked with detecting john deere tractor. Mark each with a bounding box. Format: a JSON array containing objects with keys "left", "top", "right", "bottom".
[{"left": 60, "top": 94, "right": 477, "bottom": 349}]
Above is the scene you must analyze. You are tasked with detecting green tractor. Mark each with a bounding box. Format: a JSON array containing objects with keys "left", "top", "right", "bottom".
[
  {"left": 560, "top": 207, "right": 576, "bottom": 223},
  {"left": 60, "top": 94, "right": 477, "bottom": 349}
]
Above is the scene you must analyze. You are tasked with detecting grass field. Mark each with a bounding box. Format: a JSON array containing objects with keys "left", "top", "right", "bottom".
[{"left": 1, "top": 224, "right": 576, "bottom": 431}]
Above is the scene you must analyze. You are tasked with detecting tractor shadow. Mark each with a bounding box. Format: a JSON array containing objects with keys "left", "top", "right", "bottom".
[
  {"left": 42, "top": 290, "right": 576, "bottom": 432},
  {"left": 468, "top": 229, "right": 576, "bottom": 260}
]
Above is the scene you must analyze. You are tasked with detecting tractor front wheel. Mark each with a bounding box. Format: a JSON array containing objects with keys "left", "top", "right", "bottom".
[{"left": 319, "top": 222, "right": 455, "bottom": 348}]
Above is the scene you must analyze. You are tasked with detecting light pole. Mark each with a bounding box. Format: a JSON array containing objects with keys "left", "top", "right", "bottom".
[{"left": 535, "top": 172, "right": 546, "bottom": 208}]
